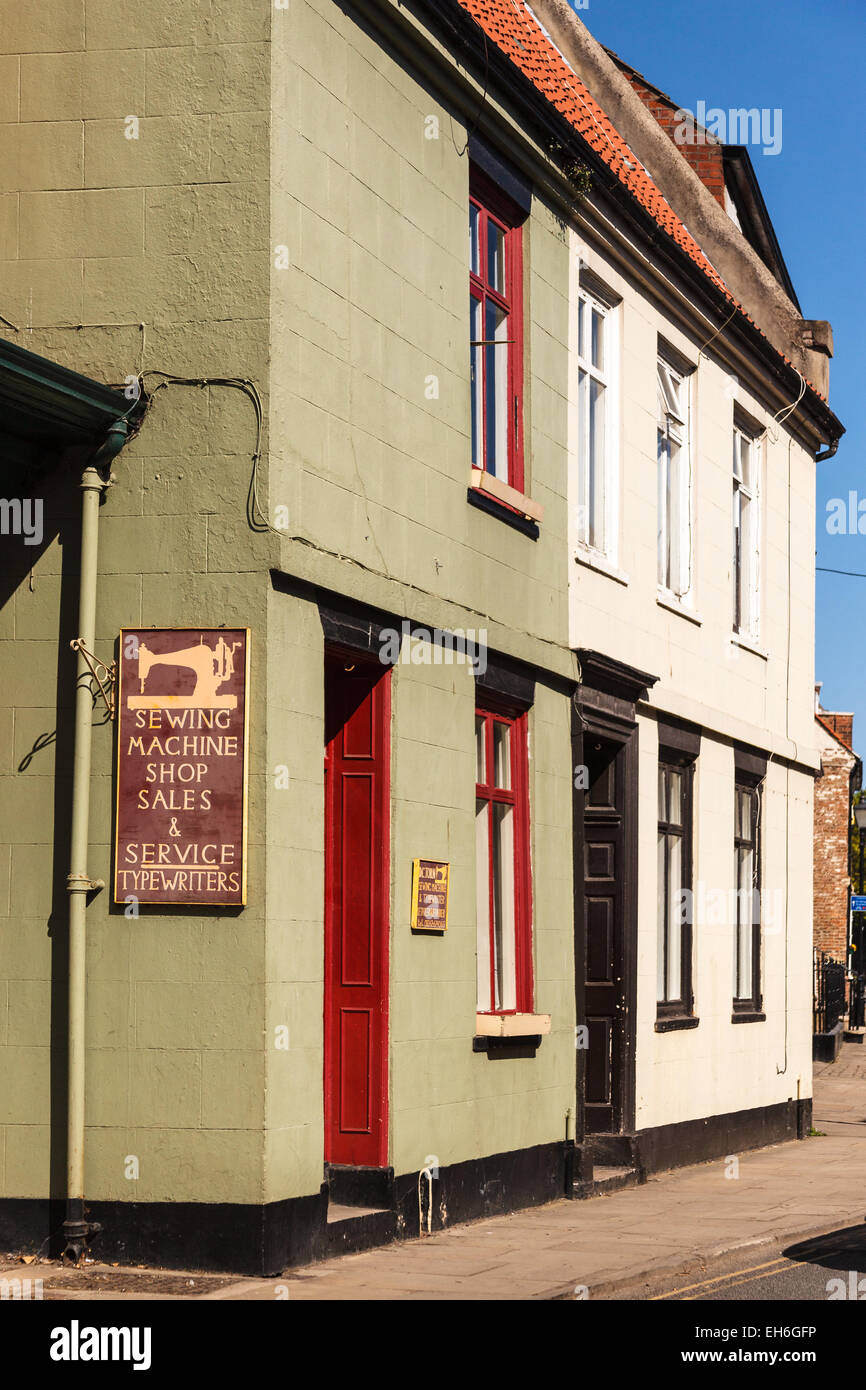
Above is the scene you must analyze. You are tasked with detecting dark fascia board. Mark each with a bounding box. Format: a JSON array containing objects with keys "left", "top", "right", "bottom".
[
  {"left": 395, "top": 0, "right": 843, "bottom": 446},
  {"left": 0, "top": 335, "right": 141, "bottom": 447},
  {"left": 656, "top": 712, "right": 702, "bottom": 762},
  {"left": 733, "top": 742, "right": 768, "bottom": 782},
  {"left": 577, "top": 648, "right": 659, "bottom": 704},
  {"left": 722, "top": 147, "right": 800, "bottom": 311}
]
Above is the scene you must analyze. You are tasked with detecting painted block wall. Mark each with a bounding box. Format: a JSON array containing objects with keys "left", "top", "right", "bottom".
[
  {"left": 635, "top": 722, "right": 813, "bottom": 1130},
  {"left": 268, "top": 0, "right": 573, "bottom": 665},
  {"left": 1, "top": 0, "right": 579, "bottom": 1211},
  {"left": 0, "top": 0, "right": 276, "bottom": 1205},
  {"left": 263, "top": 0, "right": 579, "bottom": 1197},
  {"left": 565, "top": 224, "right": 818, "bottom": 1124},
  {"left": 567, "top": 226, "right": 819, "bottom": 765},
  {"left": 262, "top": 612, "right": 576, "bottom": 1203}
]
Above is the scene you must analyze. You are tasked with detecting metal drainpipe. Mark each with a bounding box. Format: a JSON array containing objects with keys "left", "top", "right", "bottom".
[{"left": 62, "top": 420, "right": 130, "bottom": 1262}]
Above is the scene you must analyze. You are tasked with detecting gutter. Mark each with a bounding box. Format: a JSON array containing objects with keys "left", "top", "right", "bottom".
[{"left": 815, "top": 439, "right": 839, "bottom": 464}]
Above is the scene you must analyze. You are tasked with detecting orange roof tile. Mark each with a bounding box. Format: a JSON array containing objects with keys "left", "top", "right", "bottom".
[{"left": 455, "top": 0, "right": 827, "bottom": 404}]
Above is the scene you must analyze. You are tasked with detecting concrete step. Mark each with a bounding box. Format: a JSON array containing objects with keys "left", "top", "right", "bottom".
[
  {"left": 326, "top": 1203, "right": 389, "bottom": 1224},
  {"left": 573, "top": 1165, "right": 643, "bottom": 1200}
]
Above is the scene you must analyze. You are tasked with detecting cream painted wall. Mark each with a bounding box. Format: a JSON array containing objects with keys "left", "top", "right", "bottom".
[
  {"left": 635, "top": 721, "right": 813, "bottom": 1128},
  {"left": 565, "top": 224, "right": 817, "bottom": 1124},
  {"left": 567, "top": 227, "right": 819, "bottom": 766}
]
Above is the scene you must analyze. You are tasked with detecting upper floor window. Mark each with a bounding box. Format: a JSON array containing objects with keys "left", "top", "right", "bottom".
[
  {"left": 733, "top": 778, "right": 762, "bottom": 1012},
  {"left": 657, "top": 356, "right": 691, "bottom": 599},
  {"left": 733, "top": 421, "right": 760, "bottom": 637},
  {"left": 575, "top": 286, "right": 617, "bottom": 553},
  {"left": 469, "top": 170, "right": 524, "bottom": 489},
  {"left": 475, "top": 705, "right": 532, "bottom": 1014},
  {"left": 575, "top": 281, "right": 617, "bottom": 559}
]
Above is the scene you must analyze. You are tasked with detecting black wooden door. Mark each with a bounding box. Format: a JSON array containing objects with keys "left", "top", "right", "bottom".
[{"left": 583, "top": 741, "right": 624, "bottom": 1133}]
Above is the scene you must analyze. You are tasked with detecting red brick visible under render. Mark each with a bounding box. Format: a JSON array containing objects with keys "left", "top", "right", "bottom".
[{"left": 814, "top": 704, "right": 860, "bottom": 960}]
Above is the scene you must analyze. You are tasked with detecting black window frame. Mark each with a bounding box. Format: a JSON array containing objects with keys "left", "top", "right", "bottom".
[
  {"left": 733, "top": 750, "right": 767, "bottom": 1023},
  {"left": 732, "top": 771, "right": 763, "bottom": 1017},
  {"left": 656, "top": 749, "right": 696, "bottom": 1025}
]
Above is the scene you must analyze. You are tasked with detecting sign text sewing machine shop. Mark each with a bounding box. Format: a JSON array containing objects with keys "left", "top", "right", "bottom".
[{"left": 114, "top": 628, "right": 250, "bottom": 906}]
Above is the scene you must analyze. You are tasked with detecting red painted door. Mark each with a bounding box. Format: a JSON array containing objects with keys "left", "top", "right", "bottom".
[{"left": 324, "top": 652, "right": 390, "bottom": 1167}]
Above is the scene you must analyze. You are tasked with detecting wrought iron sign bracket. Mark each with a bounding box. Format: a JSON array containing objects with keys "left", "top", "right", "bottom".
[{"left": 70, "top": 638, "right": 117, "bottom": 720}]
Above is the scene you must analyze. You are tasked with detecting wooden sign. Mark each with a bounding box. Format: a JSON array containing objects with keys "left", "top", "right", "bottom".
[
  {"left": 114, "top": 628, "right": 250, "bottom": 906},
  {"left": 410, "top": 859, "right": 449, "bottom": 932}
]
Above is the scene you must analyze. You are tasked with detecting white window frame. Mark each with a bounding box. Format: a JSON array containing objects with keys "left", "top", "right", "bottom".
[
  {"left": 574, "top": 278, "right": 619, "bottom": 565},
  {"left": 656, "top": 357, "right": 691, "bottom": 601},
  {"left": 733, "top": 420, "right": 761, "bottom": 640}
]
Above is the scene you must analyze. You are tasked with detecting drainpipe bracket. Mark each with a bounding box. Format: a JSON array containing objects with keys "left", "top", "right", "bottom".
[{"left": 66, "top": 872, "right": 105, "bottom": 895}]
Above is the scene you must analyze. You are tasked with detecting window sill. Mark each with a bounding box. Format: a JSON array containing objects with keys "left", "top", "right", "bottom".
[
  {"left": 657, "top": 591, "right": 703, "bottom": 626},
  {"left": 475, "top": 1012, "right": 551, "bottom": 1037},
  {"left": 574, "top": 547, "right": 629, "bottom": 586},
  {"left": 731, "top": 1010, "right": 766, "bottom": 1024},
  {"left": 469, "top": 468, "right": 544, "bottom": 522},
  {"left": 731, "top": 632, "right": 767, "bottom": 661},
  {"left": 655, "top": 1015, "right": 700, "bottom": 1032},
  {"left": 468, "top": 484, "right": 539, "bottom": 539}
]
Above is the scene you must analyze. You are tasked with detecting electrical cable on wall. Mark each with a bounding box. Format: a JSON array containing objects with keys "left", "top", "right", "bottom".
[
  {"left": 756, "top": 371, "right": 806, "bottom": 448},
  {"left": 134, "top": 370, "right": 277, "bottom": 536}
]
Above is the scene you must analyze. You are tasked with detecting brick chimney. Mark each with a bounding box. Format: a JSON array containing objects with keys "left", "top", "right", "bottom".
[
  {"left": 608, "top": 56, "right": 726, "bottom": 208},
  {"left": 822, "top": 713, "right": 854, "bottom": 749}
]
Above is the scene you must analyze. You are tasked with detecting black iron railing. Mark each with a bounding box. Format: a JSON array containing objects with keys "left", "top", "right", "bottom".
[
  {"left": 814, "top": 950, "right": 847, "bottom": 1034},
  {"left": 849, "top": 970, "right": 866, "bottom": 1030}
]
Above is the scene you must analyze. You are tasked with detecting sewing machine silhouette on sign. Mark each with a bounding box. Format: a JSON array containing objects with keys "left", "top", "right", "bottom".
[{"left": 128, "top": 635, "right": 242, "bottom": 710}]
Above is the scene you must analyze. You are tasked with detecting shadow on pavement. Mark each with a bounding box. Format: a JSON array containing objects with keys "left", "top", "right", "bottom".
[{"left": 784, "top": 1223, "right": 866, "bottom": 1273}]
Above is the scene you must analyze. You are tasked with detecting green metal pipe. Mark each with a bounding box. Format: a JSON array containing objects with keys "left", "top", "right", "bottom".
[
  {"left": 63, "top": 465, "right": 105, "bottom": 1252},
  {"left": 62, "top": 420, "right": 130, "bottom": 1259}
]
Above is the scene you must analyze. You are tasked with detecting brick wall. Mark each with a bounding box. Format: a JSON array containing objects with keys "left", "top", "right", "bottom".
[
  {"left": 618, "top": 70, "right": 726, "bottom": 207},
  {"left": 821, "top": 712, "right": 853, "bottom": 748},
  {"left": 814, "top": 717, "right": 856, "bottom": 959}
]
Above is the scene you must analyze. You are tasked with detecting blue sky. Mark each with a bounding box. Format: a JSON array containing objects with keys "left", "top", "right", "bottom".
[{"left": 570, "top": 0, "right": 866, "bottom": 751}]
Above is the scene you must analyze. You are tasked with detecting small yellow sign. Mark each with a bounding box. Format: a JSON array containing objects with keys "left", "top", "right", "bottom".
[{"left": 410, "top": 859, "right": 449, "bottom": 932}]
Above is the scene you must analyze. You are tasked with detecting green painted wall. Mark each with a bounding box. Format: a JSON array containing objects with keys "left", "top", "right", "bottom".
[{"left": 1, "top": 0, "right": 578, "bottom": 1218}]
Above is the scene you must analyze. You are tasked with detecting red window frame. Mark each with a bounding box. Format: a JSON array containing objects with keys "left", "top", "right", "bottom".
[
  {"left": 475, "top": 704, "right": 533, "bottom": 1014},
  {"left": 469, "top": 167, "right": 525, "bottom": 492}
]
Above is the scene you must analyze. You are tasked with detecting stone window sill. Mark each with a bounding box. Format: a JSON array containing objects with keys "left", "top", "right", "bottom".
[
  {"left": 731, "top": 632, "right": 768, "bottom": 661},
  {"left": 475, "top": 1012, "right": 551, "bottom": 1037},
  {"left": 574, "top": 546, "right": 629, "bottom": 586},
  {"left": 657, "top": 590, "right": 703, "bottom": 626},
  {"left": 469, "top": 468, "right": 544, "bottom": 522}
]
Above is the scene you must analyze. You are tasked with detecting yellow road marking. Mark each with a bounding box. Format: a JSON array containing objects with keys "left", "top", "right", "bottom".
[
  {"left": 651, "top": 1258, "right": 789, "bottom": 1300},
  {"left": 682, "top": 1261, "right": 807, "bottom": 1300}
]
